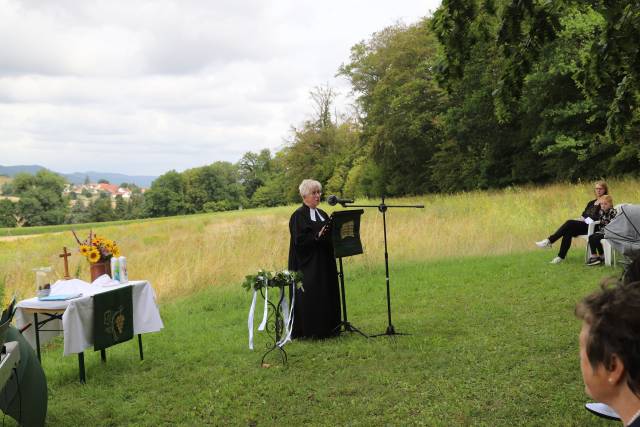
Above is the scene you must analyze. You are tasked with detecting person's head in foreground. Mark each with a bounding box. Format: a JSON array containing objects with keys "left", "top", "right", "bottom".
[
  {"left": 299, "top": 179, "right": 322, "bottom": 209},
  {"left": 576, "top": 281, "right": 640, "bottom": 425}
]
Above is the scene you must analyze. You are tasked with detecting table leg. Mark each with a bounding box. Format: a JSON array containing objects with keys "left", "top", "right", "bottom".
[
  {"left": 34, "top": 313, "right": 41, "bottom": 363},
  {"left": 78, "top": 352, "right": 86, "bottom": 384},
  {"left": 138, "top": 334, "right": 144, "bottom": 360},
  {"left": 100, "top": 349, "right": 106, "bottom": 363}
]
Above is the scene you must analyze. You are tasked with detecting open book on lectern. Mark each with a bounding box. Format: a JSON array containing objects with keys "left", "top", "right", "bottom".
[{"left": 330, "top": 209, "right": 364, "bottom": 258}]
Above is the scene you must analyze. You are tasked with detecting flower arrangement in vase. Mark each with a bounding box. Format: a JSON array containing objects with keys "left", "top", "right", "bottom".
[{"left": 72, "top": 230, "right": 120, "bottom": 281}]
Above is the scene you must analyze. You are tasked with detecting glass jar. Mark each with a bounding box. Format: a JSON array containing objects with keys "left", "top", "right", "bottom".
[{"left": 33, "top": 266, "right": 54, "bottom": 297}]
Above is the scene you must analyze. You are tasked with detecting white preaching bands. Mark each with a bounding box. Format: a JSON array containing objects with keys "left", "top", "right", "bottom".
[{"left": 309, "top": 208, "right": 324, "bottom": 222}]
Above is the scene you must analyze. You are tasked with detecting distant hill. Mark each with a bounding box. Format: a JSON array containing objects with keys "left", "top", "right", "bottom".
[
  {"left": 0, "top": 165, "right": 156, "bottom": 188},
  {"left": 0, "top": 165, "right": 44, "bottom": 176},
  {"left": 62, "top": 171, "right": 156, "bottom": 188}
]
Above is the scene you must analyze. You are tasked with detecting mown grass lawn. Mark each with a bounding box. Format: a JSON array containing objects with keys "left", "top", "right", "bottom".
[{"left": 29, "top": 249, "right": 617, "bottom": 426}]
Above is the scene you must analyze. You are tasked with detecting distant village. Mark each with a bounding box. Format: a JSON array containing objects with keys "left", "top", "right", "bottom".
[
  {"left": 0, "top": 172, "right": 151, "bottom": 227},
  {"left": 0, "top": 177, "right": 147, "bottom": 207},
  {"left": 63, "top": 182, "right": 147, "bottom": 207}
]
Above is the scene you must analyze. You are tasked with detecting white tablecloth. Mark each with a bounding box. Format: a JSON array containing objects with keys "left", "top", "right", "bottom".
[{"left": 15, "top": 278, "right": 164, "bottom": 356}]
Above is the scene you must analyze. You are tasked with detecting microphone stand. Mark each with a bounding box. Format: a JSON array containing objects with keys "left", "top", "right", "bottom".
[{"left": 340, "top": 196, "right": 424, "bottom": 337}]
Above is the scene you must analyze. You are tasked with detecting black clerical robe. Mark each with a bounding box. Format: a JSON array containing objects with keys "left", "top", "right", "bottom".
[{"left": 288, "top": 204, "right": 341, "bottom": 339}]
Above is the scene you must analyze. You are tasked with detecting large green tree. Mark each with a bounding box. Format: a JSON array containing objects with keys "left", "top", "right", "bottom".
[
  {"left": 183, "top": 162, "right": 245, "bottom": 212},
  {"left": 237, "top": 149, "right": 273, "bottom": 201},
  {"left": 11, "top": 170, "right": 68, "bottom": 226},
  {"left": 284, "top": 86, "right": 341, "bottom": 199},
  {"left": 339, "top": 20, "right": 445, "bottom": 195},
  {"left": 144, "top": 171, "right": 187, "bottom": 217},
  {"left": 88, "top": 193, "right": 116, "bottom": 223},
  {"left": 0, "top": 199, "right": 15, "bottom": 227},
  {"left": 491, "top": 0, "right": 640, "bottom": 175}
]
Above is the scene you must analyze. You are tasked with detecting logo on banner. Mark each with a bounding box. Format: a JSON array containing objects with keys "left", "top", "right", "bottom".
[
  {"left": 340, "top": 220, "right": 355, "bottom": 240},
  {"left": 104, "top": 306, "right": 127, "bottom": 340}
]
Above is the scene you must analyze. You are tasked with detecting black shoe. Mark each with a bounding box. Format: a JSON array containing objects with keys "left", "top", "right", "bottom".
[{"left": 587, "top": 257, "right": 602, "bottom": 266}]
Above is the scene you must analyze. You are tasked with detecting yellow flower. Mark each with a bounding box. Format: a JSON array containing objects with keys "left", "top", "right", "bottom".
[
  {"left": 74, "top": 230, "right": 122, "bottom": 264},
  {"left": 88, "top": 249, "right": 101, "bottom": 263}
]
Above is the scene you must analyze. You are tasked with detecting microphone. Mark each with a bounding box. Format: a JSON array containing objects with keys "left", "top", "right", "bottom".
[{"left": 327, "top": 195, "right": 354, "bottom": 206}]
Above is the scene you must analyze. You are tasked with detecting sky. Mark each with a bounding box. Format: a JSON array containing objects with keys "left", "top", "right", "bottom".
[{"left": 0, "top": 0, "right": 441, "bottom": 176}]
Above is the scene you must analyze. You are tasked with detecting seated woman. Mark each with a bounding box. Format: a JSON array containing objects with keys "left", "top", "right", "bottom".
[
  {"left": 587, "top": 195, "right": 617, "bottom": 266},
  {"left": 536, "top": 180, "right": 608, "bottom": 264},
  {"left": 288, "top": 179, "right": 341, "bottom": 339},
  {"left": 576, "top": 279, "right": 640, "bottom": 426}
]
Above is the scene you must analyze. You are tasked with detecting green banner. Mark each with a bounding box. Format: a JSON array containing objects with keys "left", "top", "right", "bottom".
[
  {"left": 330, "top": 209, "right": 364, "bottom": 258},
  {"left": 93, "top": 286, "right": 133, "bottom": 351}
]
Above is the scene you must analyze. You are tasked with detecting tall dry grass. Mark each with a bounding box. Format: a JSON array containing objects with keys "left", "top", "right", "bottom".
[{"left": 1, "top": 178, "right": 638, "bottom": 302}]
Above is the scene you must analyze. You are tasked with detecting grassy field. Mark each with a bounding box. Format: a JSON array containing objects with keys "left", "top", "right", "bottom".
[
  {"left": 1, "top": 178, "right": 639, "bottom": 303},
  {"left": 32, "top": 251, "right": 617, "bottom": 425},
  {"left": 0, "top": 179, "right": 638, "bottom": 425}
]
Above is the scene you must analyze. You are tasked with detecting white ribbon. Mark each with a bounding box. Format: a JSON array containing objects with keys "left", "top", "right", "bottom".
[
  {"left": 248, "top": 289, "right": 258, "bottom": 350},
  {"left": 248, "top": 275, "right": 269, "bottom": 349},
  {"left": 248, "top": 275, "right": 297, "bottom": 350},
  {"left": 277, "top": 283, "right": 295, "bottom": 347},
  {"left": 280, "top": 287, "right": 290, "bottom": 328},
  {"left": 258, "top": 280, "right": 268, "bottom": 331}
]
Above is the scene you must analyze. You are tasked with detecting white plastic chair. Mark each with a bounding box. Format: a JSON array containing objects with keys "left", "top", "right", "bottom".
[
  {"left": 601, "top": 239, "right": 615, "bottom": 266},
  {"left": 579, "top": 221, "right": 600, "bottom": 263}
]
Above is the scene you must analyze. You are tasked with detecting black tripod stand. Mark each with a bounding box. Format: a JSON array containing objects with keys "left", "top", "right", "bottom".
[
  {"left": 335, "top": 257, "right": 368, "bottom": 338},
  {"left": 342, "top": 196, "right": 424, "bottom": 337}
]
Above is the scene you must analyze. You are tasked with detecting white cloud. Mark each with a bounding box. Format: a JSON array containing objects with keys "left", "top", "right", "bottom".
[{"left": 0, "top": 0, "right": 440, "bottom": 175}]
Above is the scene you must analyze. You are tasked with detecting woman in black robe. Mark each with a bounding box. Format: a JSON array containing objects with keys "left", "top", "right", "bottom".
[{"left": 288, "top": 179, "right": 341, "bottom": 339}]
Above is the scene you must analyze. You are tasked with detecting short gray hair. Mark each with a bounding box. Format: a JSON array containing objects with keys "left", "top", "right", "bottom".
[{"left": 299, "top": 179, "right": 322, "bottom": 198}]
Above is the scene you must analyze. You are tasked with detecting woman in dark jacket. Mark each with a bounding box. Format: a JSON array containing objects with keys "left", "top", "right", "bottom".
[
  {"left": 288, "top": 179, "right": 340, "bottom": 339},
  {"left": 536, "top": 181, "right": 608, "bottom": 264}
]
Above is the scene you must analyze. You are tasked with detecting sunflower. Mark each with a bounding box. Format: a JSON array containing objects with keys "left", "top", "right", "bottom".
[
  {"left": 112, "top": 247, "right": 121, "bottom": 258},
  {"left": 79, "top": 245, "right": 91, "bottom": 256},
  {"left": 88, "top": 249, "right": 101, "bottom": 263}
]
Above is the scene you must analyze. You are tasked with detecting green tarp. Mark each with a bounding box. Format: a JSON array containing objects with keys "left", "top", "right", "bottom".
[{"left": 0, "top": 326, "right": 48, "bottom": 427}]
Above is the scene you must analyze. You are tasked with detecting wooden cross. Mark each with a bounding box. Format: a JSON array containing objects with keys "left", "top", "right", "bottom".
[{"left": 59, "top": 246, "right": 72, "bottom": 280}]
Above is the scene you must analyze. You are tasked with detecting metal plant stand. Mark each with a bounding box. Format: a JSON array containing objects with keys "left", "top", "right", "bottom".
[{"left": 259, "top": 286, "right": 288, "bottom": 366}]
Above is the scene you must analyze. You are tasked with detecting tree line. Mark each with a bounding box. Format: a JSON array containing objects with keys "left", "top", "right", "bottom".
[
  {"left": 146, "top": 0, "right": 639, "bottom": 213},
  {"left": 1, "top": 0, "right": 638, "bottom": 226}
]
